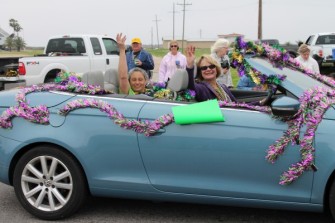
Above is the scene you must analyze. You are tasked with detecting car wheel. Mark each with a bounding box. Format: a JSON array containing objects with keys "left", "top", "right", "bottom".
[
  {"left": 13, "top": 145, "right": 88, "bottom": 220},
  {"left": 328, "top": 178, "right": 335, "bottom": 221}
]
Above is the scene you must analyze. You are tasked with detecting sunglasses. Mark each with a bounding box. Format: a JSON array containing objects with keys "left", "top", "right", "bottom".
[
  {"left": 199, "top": 64, "right": 216, "bottom": 71},
  {"left": 170, "top": 45, "right": 178, "bottom": 48}
]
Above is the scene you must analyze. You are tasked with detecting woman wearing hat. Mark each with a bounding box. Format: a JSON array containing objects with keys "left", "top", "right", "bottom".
[{"left": 295, "top": 44, "right": 320, "bottom": 74}]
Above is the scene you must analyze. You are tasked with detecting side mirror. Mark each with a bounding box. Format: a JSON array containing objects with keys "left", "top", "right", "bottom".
[{"left": 271, "top": 96, "right": 300, "bottom": 117}]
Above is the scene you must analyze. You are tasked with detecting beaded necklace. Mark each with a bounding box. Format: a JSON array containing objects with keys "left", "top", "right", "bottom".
[{"left": 213, "top": 82, "right": 232, "bottom": 102}]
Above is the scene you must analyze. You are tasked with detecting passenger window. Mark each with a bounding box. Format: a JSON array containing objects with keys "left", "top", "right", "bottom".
[
  {"left": 90, "top": 37, "right": 102, "bottom": 55},
  {"left": 103, "top": 38, "right": 119, "bottom": 55}
]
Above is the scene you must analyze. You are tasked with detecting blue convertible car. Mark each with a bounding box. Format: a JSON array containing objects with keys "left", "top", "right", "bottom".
[{"left": 1, "top": 41, "right": 335, "bottom": 221}]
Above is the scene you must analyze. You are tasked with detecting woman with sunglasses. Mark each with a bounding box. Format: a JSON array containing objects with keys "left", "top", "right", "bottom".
[
  {"left": 158, "top": 40, "right": 187, "bottom": 83},
  {"left": 185, "top": 45, "right": 237, "bottom": 102}
]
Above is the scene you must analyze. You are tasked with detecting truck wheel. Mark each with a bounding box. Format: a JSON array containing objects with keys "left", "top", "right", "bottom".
[
  {"left": 44, "top": 69, "right": 61, "bottom": 83},
  {"left": 13, "top": 145, "right": 88, "bottom": 220}
]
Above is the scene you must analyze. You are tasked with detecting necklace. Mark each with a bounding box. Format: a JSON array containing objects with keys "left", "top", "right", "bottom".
[{"left": 213, "top": 82, "right": 231, "bottom": 102}]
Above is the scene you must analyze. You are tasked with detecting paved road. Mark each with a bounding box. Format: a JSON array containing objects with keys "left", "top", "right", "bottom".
[{"left": 0, "top": 182, "right": 332, "bottom": 223}]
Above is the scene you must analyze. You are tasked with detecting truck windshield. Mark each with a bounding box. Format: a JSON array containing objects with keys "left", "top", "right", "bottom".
[{"left": 316, "top": 35, "right": 335, "bottom": 45}]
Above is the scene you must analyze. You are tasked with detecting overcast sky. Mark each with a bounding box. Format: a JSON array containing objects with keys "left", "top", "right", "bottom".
[{"left": 1, "top": 0, "right": 334, "bottom": 47}]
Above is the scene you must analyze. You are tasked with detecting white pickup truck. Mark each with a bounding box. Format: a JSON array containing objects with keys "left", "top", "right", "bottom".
[
  {"left": 18, "top": 34, "right": 120, "bottom": 86},
  {"left": 305, "top": 32, "right": 335, "bottom": 68}
]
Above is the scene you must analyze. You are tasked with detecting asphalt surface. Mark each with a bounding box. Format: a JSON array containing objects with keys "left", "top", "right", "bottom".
[{"left": 0, "top": 182, "right": 333, "bottom": 223}]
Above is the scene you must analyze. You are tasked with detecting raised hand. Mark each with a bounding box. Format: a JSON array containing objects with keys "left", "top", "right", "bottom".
[
  {"left": 116, "top": 33, "right": 127, "bottom": 50},
  {"left": 186, "top": 45, "right": 196, "bottom": 68}
]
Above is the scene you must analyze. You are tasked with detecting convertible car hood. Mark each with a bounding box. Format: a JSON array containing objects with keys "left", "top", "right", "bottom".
[{"left": 0, "top": 89, "right": 75, "bottom": 108}]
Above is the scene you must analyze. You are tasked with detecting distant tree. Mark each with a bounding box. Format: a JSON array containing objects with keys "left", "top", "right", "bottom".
[
  {"left": 9, "top": 18, "right": 23, "bottom": 36},
  {"left": 4, "top": 36, "right": 14, "bottom": 51},
  {"left": 9, "top": 18, "right": 25, "bottom": 51},
  {"left": 13, "top": 36, "right": 26, "bottom": 52}
]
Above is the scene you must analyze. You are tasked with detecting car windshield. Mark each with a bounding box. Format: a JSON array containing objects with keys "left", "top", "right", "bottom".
[{"left": 246, "top": 57, "right": 331, "bottom": 96}]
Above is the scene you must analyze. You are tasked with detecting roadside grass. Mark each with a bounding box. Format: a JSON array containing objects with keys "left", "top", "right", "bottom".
[{"left": 0, "top": 50, "right": 43, "bottom": 57}]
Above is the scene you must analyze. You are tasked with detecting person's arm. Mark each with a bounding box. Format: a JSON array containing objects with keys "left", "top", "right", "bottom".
[
  {"left": 116, "top": 33, "right": 130, "bottom": 94},
  {"left": 158, "top": 55, "right": 168, "bottom": 82},
  {"left": 226, "top": 70, "right": 234, "bottom": 88},
  {"left": 185, "top": 45, "right": 196, "bottom": 90},
  {"left": 139, "top": 51, "right": 154, "bottom": 70},
  {"left": 180, "top": 54, "right": 187, "bottom": 69},
  {"left": 313, "top": 59, "right": 320, "bottom": 74},
  {"left": 236, "top": 75, "right": 256, "bottom": 90}
]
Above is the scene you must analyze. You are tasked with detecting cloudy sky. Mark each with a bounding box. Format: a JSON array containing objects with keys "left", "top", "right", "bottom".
[{"left": 1, "top": 0, "right": 334, "bottom": 47}]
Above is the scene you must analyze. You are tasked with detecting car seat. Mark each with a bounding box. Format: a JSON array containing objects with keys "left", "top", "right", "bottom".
[
  {"left": 82, "top": 71, "right": 104, "bottom": 89},
  {"left": 103, "top": 68, "right": 119, "bottom": 93},
  {"left": 166, "top": 69, "right": 189, "bottom": 100}
]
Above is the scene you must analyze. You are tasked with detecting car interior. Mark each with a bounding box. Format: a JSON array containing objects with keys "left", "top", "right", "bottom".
[{"left": 77, "top": 68, "right": 273, "bottom": 106}]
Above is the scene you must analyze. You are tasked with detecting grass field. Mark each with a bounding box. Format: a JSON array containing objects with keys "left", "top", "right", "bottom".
[{"left": 0, "top": 50, "right": 43, "bottom": 57}]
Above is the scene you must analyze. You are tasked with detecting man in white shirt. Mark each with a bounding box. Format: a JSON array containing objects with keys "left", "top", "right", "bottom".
[{"left": 295, "top": 44, "right": 320, "bottom": 74}]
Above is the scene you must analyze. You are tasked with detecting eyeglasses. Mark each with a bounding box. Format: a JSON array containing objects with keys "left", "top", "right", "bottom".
[
  {"left": 170, "top": 45, "right": 178, "bottom": 48},
  {"left": 199, "top": 64, "right": 216, "bottom": 71}
]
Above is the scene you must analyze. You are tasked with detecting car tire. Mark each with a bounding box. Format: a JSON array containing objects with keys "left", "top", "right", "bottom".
[{"left": 13, "top": 145, "right": 88, "bottom": 220}]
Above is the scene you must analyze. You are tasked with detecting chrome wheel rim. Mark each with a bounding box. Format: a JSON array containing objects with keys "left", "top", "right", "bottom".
[{"left": 21, "top": 155, "right": 73, "bottom": 211}]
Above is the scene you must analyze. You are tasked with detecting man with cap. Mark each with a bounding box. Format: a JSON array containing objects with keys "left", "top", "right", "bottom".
[{"left": 126, "top": 37, "right": 154, "bottom": 79}]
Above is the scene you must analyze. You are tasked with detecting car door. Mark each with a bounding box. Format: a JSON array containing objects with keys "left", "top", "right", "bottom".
[
  {"left": 101, "top": 37, "right": 119, "bottom": 71},
  {"left": 60, "top": 96, "right": 150, "bottom": 191},
  {"left": 137, "top": 101, "right": 313, "bottom": 203}
]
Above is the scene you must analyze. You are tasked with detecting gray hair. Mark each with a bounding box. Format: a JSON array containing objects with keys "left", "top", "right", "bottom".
[
  {"left": 128, "top": 67, "right": 149, "bottom": 81},
  {"left": 211, "top": 38, "right": 230, "bottom": 54}
]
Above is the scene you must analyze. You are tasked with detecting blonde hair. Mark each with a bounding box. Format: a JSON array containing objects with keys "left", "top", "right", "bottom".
[
  {"left": 211, "top": 38, "right": 230, "bottom": 54},
  {"left": 196, "top": 55, "right": 222, "bottom": 80},
  {"left": 298, "top": 44, "right": 310, "bottom": 54}
]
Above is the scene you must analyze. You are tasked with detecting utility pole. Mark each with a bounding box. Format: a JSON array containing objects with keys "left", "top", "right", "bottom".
[
  {"left": 169, "top": 3, "right": 178, "bottom": 40},
  {"left": 153, "top": 15, "right": 161, "bottom": 49},
  {"left": 177, "top": 0, "right": 192, "bottom": 52},
  {"left": 173, "top": 3, "right": 176, "bottom": 40},
  {"left": 258, "top": 0, "right": 262, "bottom": 40},
  {"left": 151, "top": 27, "right": 154, "bottom": 49}
]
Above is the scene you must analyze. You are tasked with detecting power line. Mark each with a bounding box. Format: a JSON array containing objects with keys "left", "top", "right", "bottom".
[
  {"left": 177, "top": 0, "right": 192, "bottom": 52},
  {"left": 153, "top": 15, "right": 161, "bottom": 49}
]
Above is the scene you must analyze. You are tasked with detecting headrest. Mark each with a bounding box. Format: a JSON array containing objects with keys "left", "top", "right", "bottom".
[
  {"left": 104, "top": 68, "right": 119, "bottom": 93},
  {"left": 166, "top": 69, "right": 189, "bottom": 92},
  {"left": 82, "top": 70, "right": 104, "bottom": 88}
]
